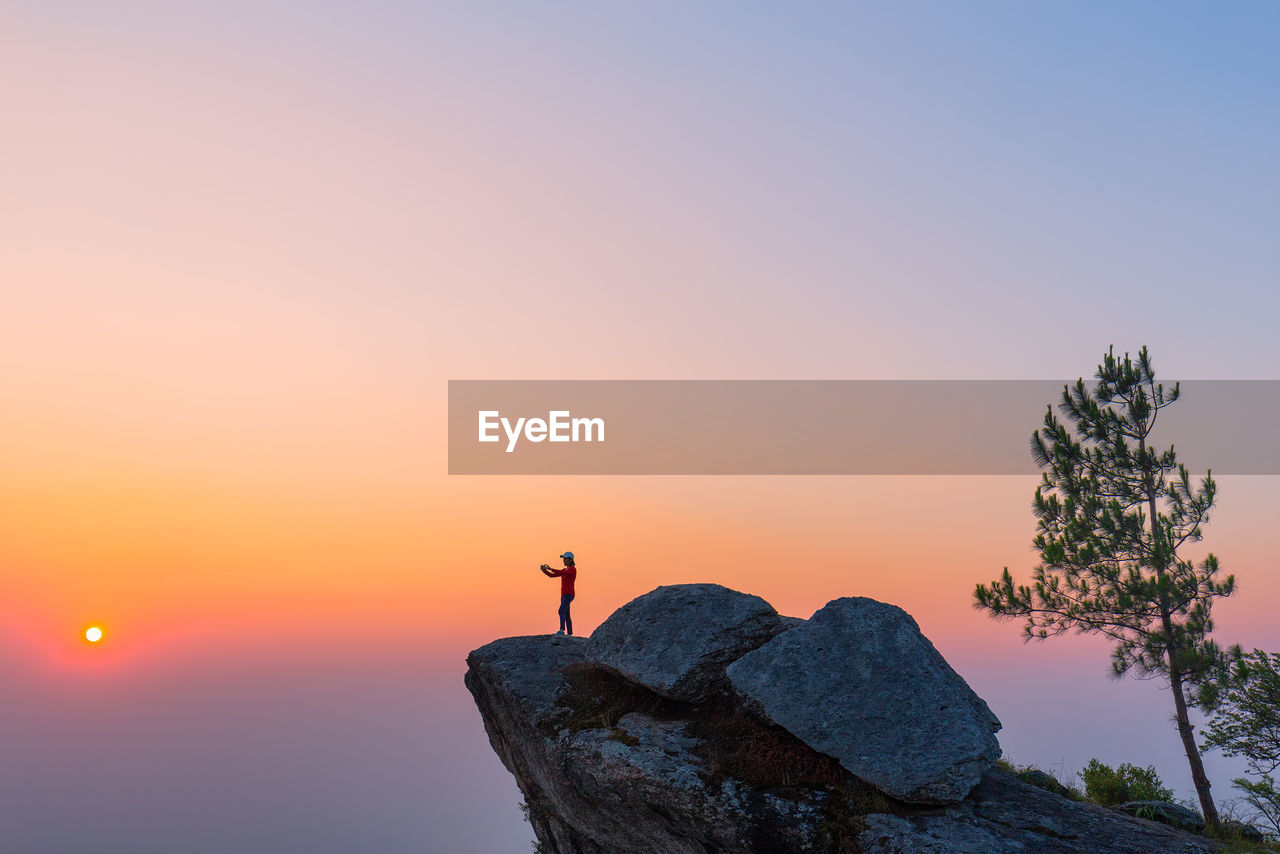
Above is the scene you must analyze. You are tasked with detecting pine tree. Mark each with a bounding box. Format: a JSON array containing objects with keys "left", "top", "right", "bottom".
[{"left": 974, "top": 345, "right": 1234, "bottom": 829}]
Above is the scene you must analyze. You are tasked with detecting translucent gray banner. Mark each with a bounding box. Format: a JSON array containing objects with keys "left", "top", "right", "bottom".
[{"left": 447, "top": 380, "right": 1280, "bottom": 475}]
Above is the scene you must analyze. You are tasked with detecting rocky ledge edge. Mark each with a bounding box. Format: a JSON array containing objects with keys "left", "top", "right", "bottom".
[{"left": 465, "top": 583, "right": 1225, "bottom": 853}]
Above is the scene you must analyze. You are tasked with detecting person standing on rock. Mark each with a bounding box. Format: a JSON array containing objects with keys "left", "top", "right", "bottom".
[{"left": 539, "top": 552, "right": 577, "bottom": 636}]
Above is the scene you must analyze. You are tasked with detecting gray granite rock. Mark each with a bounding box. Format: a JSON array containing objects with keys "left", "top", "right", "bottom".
[
  {"left": 1016, "top": 768, "right": 1074, "bottom": 798},
  {"left": 1222, "top": 819, "right": 1265, "bottom": 843},
  {"left": 586, "top": 583, "right": 792, "bottom": 701},
  {"left": 859, "top": 770, "right": 1222, "bottom": 854},
  {"left": 726, "top": 596, "right": 1001, "bottom": 804},
  {"left": 465, "top": 590, "right": 1227, "bottom": 853},
  {"left": 464, "top": 634, "right": 837, "bottom": 853},
  {"left": 1116, "top": 801, "right": 1206, "bottom": 832}
]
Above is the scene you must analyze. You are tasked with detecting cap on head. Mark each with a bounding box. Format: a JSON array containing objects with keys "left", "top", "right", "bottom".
[{"left": 560, "top": 551, "right": 574, "bottom": 560}]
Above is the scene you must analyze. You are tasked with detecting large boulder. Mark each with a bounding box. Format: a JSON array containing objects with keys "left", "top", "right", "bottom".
[
  {"left": 587, "top": 583, "right": 793, "bottom": 701},
  {"left": 465, "top": 633, "right": 846, "bottom": 853},
  {"left": 466, "top": 609, "right": 1225, "bottom": 854},
  {"left": 726, "top": 596, "right": 1001, "bottom": 804}
]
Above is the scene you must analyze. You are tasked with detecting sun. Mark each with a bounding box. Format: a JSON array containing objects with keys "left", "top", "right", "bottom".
[{"left": 84, "top": 626, "right": 104, "bottom": 644}]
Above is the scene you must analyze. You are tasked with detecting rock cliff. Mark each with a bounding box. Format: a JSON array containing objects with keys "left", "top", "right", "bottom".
[{"left": 465, "top": 584, "right": 1222, "bottom": 853}]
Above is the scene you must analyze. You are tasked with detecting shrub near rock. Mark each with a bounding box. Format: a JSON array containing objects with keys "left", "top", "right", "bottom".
[{"left": 1080, "top": 759, "right": 1175, "bottom": 807}]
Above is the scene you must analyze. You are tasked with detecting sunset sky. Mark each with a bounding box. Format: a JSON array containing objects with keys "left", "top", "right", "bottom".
[{"left": 4, "top": 3, "right": 1279, "bottom": 851}]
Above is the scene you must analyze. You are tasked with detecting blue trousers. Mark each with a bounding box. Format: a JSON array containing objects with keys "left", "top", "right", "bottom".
[{"left": 559, "top": 594, "right": 574, "bottom": 635}]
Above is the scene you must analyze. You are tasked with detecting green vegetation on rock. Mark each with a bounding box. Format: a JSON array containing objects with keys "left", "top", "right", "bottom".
[{"left": 1080, "top": 759, "right": 1174, "bottom": 807}]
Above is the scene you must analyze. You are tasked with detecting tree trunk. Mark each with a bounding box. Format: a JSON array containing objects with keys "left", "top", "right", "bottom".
[
  {"left": 1146, "top": 489, "right": 1220, "bottom": 829},
  {"left": 1166, "top": 650, "right": 1220, "bottom": 829}
]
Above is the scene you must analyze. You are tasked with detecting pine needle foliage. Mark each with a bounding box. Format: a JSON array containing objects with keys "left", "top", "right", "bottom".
[
  {"left": 1205, "top": 649, "right": 1280, "bottom": 775},
  {"left": 1205, "top": 649, "right": 1280, "bottom": 839}
]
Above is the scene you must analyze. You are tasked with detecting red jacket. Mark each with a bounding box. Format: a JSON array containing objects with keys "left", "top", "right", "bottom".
[{"left": 548, "top": 565, "right": 576, "bottom": 597}]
